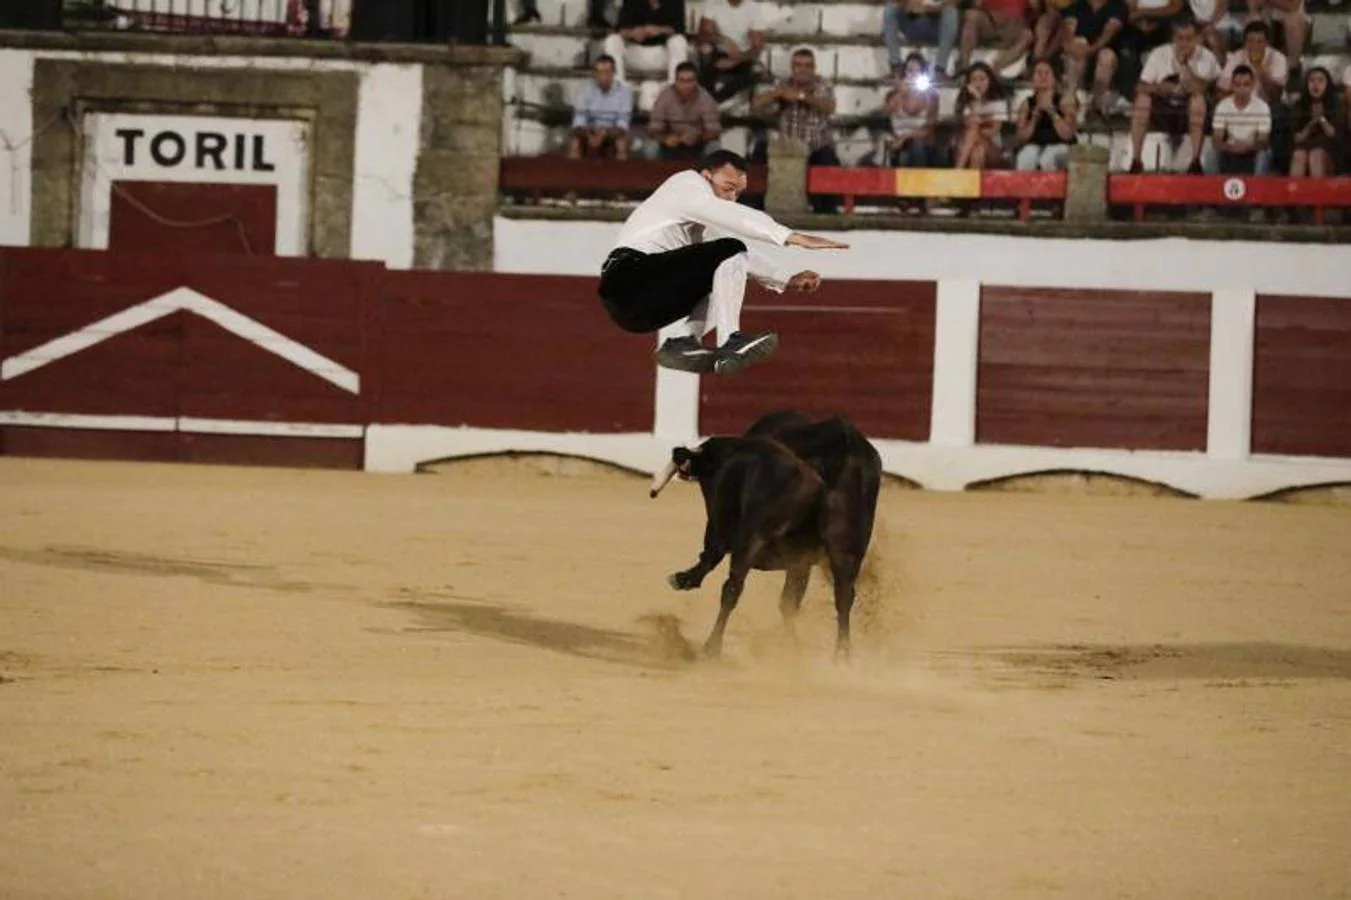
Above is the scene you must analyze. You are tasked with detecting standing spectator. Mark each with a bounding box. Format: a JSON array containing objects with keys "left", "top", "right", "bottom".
[
  {"left": 604, "top": 0, "right": 689, "bottom": 84},
  {"left": 885, "top": 0, "right": 960, "bottom": 80},
  {"left": 695, "top": 0, "right": 766, "bottom": 102},
  {"left": 569, "top": 55, "right": 634, "bottom": 160},
  {"left": 885, "top": 53, "right": 942, "bottom": 166},
  {"left": 648, "top": 62, "right": 723, "bottom": 160},
  {"left": 1289, "top": 66, "right": 1342, "bottom": 176},
  {"left": 1244, "top": 0, "right": 1306, "bottom": 75},
  {"left": 1014, "top": 58, "right": 1080, "bottom": 169},
  {"left": 1218, "top": 20, "right": 1287, "bottom": 102},
  {"left": 1126, "top": 17, "right": 1219, "bottom": 173},
  {"left": 958, "top": 0, "right": 1034, "bottom": 77},
  {"left": 1212, "top": 64, "right": 1272, "bottom": 172},
  {"left": 1190, "top": 0, "right": 1234, "bottom": 64},
  {"left": 1060, "top": 0, "right": 1128, "bottom": 118},
  {"left": 751, "top": 48, "right": 841, "bottom": 212},
  {"left": 954, "top": 61, "right": 1010, "bottom": 168}
]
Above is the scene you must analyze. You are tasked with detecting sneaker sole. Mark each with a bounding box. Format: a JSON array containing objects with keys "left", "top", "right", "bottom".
[
  {"left": 654, "top": 349, "right": 716, "bottom": 374},
  {"left": 713, "top": 333, "right": 779, "bottom": 376}
]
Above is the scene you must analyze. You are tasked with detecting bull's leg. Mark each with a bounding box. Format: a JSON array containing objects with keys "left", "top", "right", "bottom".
[
  {"left": 702, "top": 559, "right": 750, "bottom": 658},
  {"left": 778, "top": 563, "right": 811, "bottom": 641},
  {"left": 828, "top": 555, "right": 861, "bottom": 661},
  {"left": 669, "top": 518, "right": 726, "bottom": 590}
]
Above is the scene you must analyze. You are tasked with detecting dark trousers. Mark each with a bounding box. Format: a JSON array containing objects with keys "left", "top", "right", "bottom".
[{"left": 597, "top": 238, "right": 747, "bottom": 334}]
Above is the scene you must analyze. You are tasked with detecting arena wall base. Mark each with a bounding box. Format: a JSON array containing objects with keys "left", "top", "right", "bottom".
[{"left": 362, "top": 425, "right": 1351, "bottom": 501}]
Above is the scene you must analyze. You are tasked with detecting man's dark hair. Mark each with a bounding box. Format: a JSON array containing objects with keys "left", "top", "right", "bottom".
[
  {"left": 1231, "top": 63, "right": 1255, "bottom": 81},
  {"left": 675, "top": 61, "right": 698, "bottom": 77},
  {"left": 697, "top": 149, "right": 749, "bottom": 174},
  {"left": 1172, "top": 13, "right": 1197, "bottom": 31},
  {"left": 594, "top": 54, "right": 616, "bottom": 67},
  {"left": 1242, "top": 20, "right": 1270, "bottom": 40}
]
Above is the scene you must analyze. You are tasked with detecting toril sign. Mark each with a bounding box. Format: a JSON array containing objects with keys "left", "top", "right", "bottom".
[{"left": 114, "top": 127, "right": 277, "bottom": 172}]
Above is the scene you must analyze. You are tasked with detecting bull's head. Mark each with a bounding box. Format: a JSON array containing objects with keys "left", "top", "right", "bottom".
[{"left": 649, "top": 446, "right": 700, "bottom": 498}]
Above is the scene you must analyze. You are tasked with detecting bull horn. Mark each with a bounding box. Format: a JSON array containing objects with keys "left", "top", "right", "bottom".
[{"left": 649, "top": 459, "right": 679, "bottom": 499}]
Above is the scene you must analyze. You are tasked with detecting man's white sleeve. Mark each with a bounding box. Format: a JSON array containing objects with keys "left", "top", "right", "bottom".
[
  {"left": 747, "top": 246, "right": 794, "bottom": 292},
  {"left": 677, "top": 184, "right": 794, "bottom": 246}
]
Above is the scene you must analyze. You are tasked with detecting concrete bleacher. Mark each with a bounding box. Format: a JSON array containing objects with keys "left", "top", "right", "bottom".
[{"left": 501, "top": 0, "right": 1351, "bottom": 172}]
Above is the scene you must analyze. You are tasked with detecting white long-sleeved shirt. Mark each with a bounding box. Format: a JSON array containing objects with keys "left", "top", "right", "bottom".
[{"left": 611, "top": 169, "right": 797, "bottom": 291}]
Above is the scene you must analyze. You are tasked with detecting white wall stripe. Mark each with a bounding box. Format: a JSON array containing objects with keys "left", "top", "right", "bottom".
[
  {"left": 929, "top": 279, "right": 981, "bottom": 448},
  {"left": 651, "top": 323, "right": 701, "bottom": 444},
  {"left": 0, "top": 411, "right": 362, "bottom": 439},
  {"left": 1207, "top": 289, "right": 1257, "bottom": 461},
  {"left": 0, "top": 286, "right": 360, "bottom": 394}
]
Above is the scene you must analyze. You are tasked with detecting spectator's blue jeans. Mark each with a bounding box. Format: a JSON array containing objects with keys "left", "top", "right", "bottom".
[
  {"left": 884, "top": 4, "right": 958, "bottom": 75},
  {"left": 891, "top": 140, "right": 940, "bottom": 168}
]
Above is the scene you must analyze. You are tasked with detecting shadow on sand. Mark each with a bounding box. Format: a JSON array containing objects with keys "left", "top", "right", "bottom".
[
  {"left": 381, "top": 596, "right": 698, "bottom": 670},
  {"left": 990, "top": 642, "right": 1351, "bottom": 681}
]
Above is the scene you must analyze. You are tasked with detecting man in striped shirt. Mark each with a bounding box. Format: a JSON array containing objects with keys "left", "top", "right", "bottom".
[
  {"left": 597, "top": 149, "right": 848, "bottom": 375},
  {"left": 569, "top": 55, "right": 635, "bottom": 160}
]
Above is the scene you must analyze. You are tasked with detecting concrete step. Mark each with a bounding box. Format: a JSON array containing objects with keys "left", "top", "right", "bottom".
[{"left": 518, "top": 0, "right": 885, "bottom": 36}]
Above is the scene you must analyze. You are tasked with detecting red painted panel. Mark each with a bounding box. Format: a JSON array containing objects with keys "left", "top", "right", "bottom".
[
  {"left": 109, "top": 181, "right": 277, "bottom": 255},
  {"left": 700, "top": 280, "right": 936, "bottom": 440},
  {"left": 807, "top": 167, "right": 895, "bottom": 196},
  {"left": 0, "top": 427, "right": 360, "bottom": 470},
  {"left": 375, "top": 272, "right": 652, "bottom": 432},
  {"left": 1252, "top": 294, "right": 1351, "bottom": 458},
  {"left": 0, "top": 426, "right": 180, "bottom": 463},
  {"left": 177, "top": 433, "right": 362, "bottom": 469},
  {"left": 980, "top": 170, "right": 1067, "bottom": 199},
  {"left": 978, "top": 286, "right": 1210, "bottom": 451},
  {"left": 1109, "top": 175, "right": 1351, "bottom": 207}
]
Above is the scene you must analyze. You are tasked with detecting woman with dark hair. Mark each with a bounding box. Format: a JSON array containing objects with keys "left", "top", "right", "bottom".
[
  {"left": 954, "top": 61, "right": 1010, "bottom": 168},
  {"left": 885, "top": 52, "right": 942, "bottom": 167},
  {"left": 1289, "top": 66, "right": 1343, "bottom": 176},
  {"left": 1014, "top": 58, "right": 1080, "bottom": 170}
]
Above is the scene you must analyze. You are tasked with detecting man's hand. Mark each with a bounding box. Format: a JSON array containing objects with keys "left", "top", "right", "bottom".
[
  {"left": 786, "top": 271, "right": 822, "bottom": 292},
  {"left": 787, "top": 233, "right": 850, "bottom": 249}
]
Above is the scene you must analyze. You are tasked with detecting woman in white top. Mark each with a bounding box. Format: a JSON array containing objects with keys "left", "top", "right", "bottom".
[
  {"left": 954, "top": 62, "right": 1011, "bottom": 168},
  {"left": 885, "top": 53, "right": 942, "bottom": 167}
]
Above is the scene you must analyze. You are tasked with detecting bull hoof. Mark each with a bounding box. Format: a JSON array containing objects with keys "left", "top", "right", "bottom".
[{"left": 668, "top": 571, "right": 700, "bottom": 591}]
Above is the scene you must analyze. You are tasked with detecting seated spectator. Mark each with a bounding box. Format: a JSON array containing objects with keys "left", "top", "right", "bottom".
[
  {"left": 1032, "top": 0, "right": 1076, "bottom": 62},
  {"left": 1244, "top": 0, "right": 1305, "bottom": 75},
  {"left": 1127, "top": 17, "right": 1219, "bottom": 173},
  {"left": 885, "top": 53, "right": 942, "bottom": 166},
  {"left": 1218, "top": 20, "right": 1287, "bottom": 103},
  {"left": 648, "top": 62, "right": 722, "bottom": 159},
  {"left": 569, "top": 55, "right": 634, "bottom": 160},
  {"left": 1118, "top": 0, "right": 1184, "bottom": 75},
  {"left": 954, "top": 61, "right": 1010, "bottom": 168},
  {"left": 1213, "top": 64, "right": 1271, "bottom": 172},
  {"left": 751, "top": 48, "right": 842, "bottom": 212},
  {"left": 695, "top": 0, "right": 766, "bottom": 102},
  {"left": 604, "top": 0, "right": 689, "bottom": 84},
  {"left": 957, "top": 0, "right": 1034, "bottom": 78},
  {"left": 885, "top": 0, "right": 959, "bottom": 80},
  {"left": 1060, "top": 0, "right": 1127, "bottom": 118},
  {"left": 1014, "top": 58, "right": 1080, "bottom": 169},
  {"left": 1190, "top": 0, "right": 1234, "bottom": 65},
  {"left": 1289, "top": 66, "right": 1342, "bottom": 176}
]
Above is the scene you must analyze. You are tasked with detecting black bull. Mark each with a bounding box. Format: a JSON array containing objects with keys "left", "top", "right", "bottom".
[{"left": 649, "top": 410, "right": 883, "bottom": 659}]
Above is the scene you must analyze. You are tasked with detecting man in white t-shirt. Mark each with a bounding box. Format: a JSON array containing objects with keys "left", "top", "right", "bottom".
[
  {"left": 1245, "top": 0, "right": 1306, "bottom": 69},
  {"left": 1127, "top": 16, "right": 1220, "bottom": 172},
  {"left": 1212, "top": 64, "right": 1272, "bottom": 172},
  {"left": 1218, "top": 20, "right": 1288, "bottom": 102},
  {"left": 696, "top": 0, "right": 766, "bottom": 102}
]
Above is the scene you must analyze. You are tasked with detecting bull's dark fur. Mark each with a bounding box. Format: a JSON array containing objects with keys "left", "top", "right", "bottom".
[{"left": 659, "top": 409, "right": 883, "bottom": 659}]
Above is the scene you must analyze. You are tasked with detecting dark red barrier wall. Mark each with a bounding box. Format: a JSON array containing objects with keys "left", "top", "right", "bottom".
[
  {"left": 700, "top": 280, "right": 937, "bottom": 440},
  {"left": 375, "top": 272, "right": 652, "bottom": 432},
  {"left": 977, "top": 286, "right": 1211, "bottom": 451},
  {"left": 1252, "top": 294, "right": 1351, "bottom": 458}
]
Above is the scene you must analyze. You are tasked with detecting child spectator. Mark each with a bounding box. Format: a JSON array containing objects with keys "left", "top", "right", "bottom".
[
  {"left": 695, "top": 0, "right": 766, "bottom": 102},
  {"left": 1060, "top": 0, "right": 1128, "bottom": 118},
  {"left": 1212, "top": 64, "right": 1272, "bottom": 173},
  {"left": 604, "top": 0, "right": 690, "bottom": 84},
  {"left": 1126, "top": 16, "right": 1219, "bottom": 173},
  {"left": 1014, "top": 58, "right": 1080, "bottom": 169},
  {"left": 885, "top": 0, "right": 960, "bottom": 80},
  {"left": 569, "top": 55, "right": 635, "bottom": 160},
  {"left": 954, "top": 61, "right": 1010, "bottom": 168},
  {"left": 885, "top": 53, "right": 942, "bottom": 166},
  {"left": 1289, "top": 66, "right": 1342, "bottom": 176},
  {"left": 648, "top": 62, "right": 722, "bottom": 160}
]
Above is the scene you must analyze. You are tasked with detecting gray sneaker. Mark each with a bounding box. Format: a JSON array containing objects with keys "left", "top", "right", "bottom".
[
  {"left": 654, "top": 336, "right": 716, "bottom": 373},
  {"left": 712, "top": 330, "right": 779, "bottom": 375}
]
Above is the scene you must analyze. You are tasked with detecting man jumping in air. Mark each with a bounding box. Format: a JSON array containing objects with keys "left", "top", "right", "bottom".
[{"left": 596, "top": 149, "right": 848, "bottom": 376}]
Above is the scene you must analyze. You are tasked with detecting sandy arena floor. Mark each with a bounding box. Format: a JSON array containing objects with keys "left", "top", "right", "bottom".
[{"left": 1, "top": 456, "right": 1349, "bottom": 899}]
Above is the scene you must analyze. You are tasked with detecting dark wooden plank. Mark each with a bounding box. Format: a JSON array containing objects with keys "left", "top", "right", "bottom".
[
  {"left": 0, "top": 327, "right": 180, "bottom": 417},
  {"left": 109, "top": 181, "right": 276, "bottom": 256},
  {"left": 700, "top": 281, "right": 936, "bottom": 440},
  {"left": 0, "top": 426, "right": 179, "bottom": 463},
  {"left": 1252, "top": 294, "right": 1351, "bottom": 457},
  {"left": 977, "top": 286, "right": 1211, "bottom": 451},
  {"left": 176, "top": 433, "right": 362, "bottom": 469}
]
